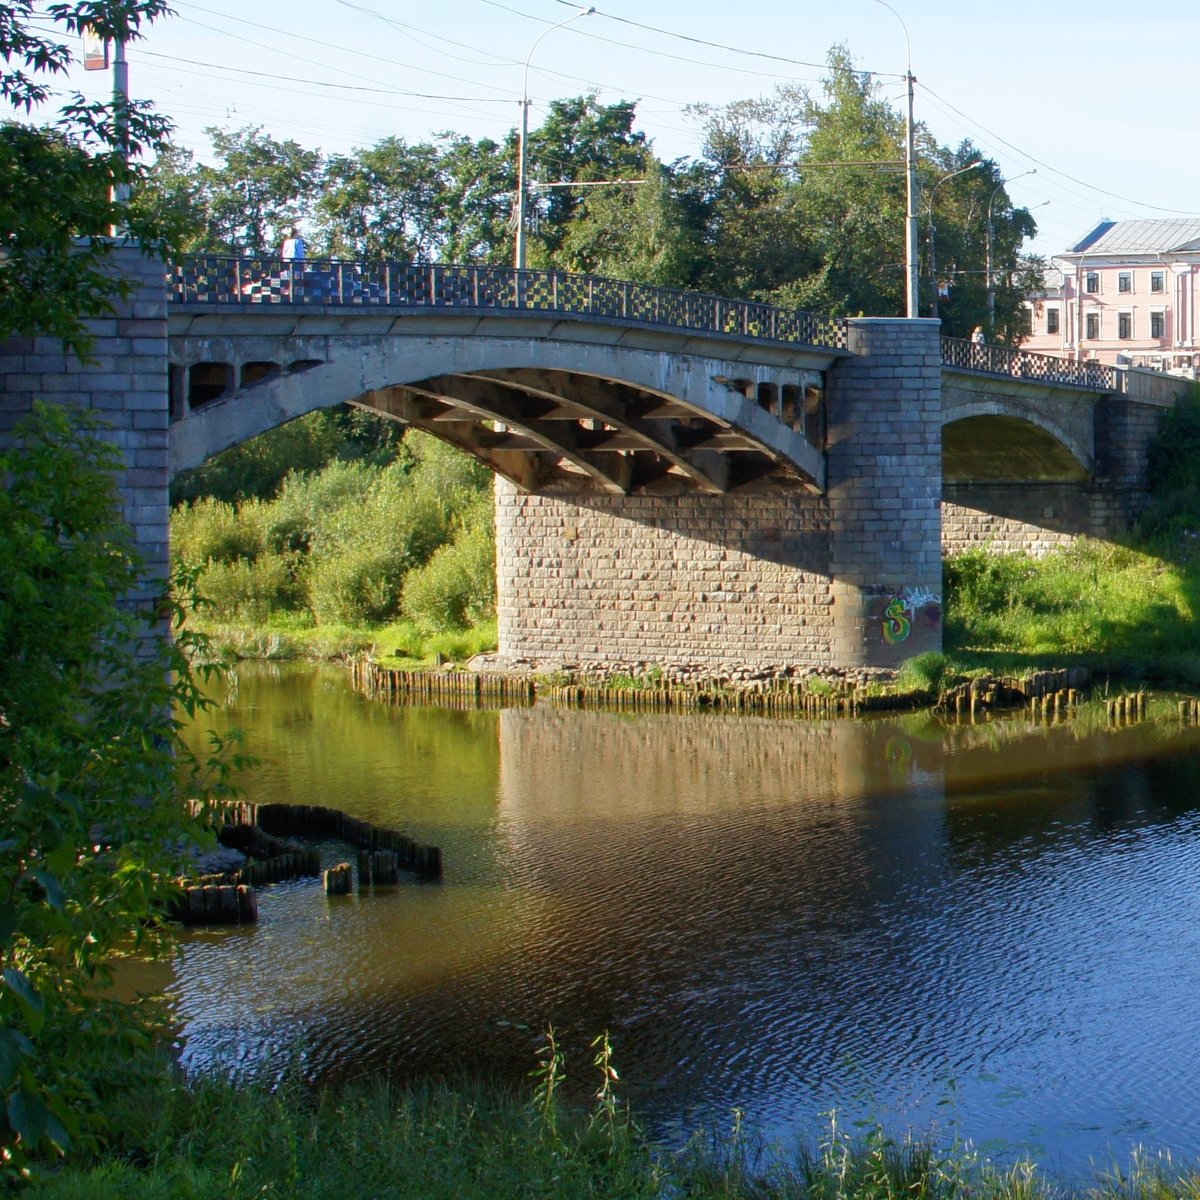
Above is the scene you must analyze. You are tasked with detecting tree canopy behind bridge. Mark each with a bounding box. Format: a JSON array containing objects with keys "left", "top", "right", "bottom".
[{"left": 142, "top": 47, "right": 1043, "bottom": 344}]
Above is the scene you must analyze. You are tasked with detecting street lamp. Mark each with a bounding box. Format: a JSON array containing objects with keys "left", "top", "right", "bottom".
[
  {"left": 986, "top": 169, "right": 1036, "bottom": 334},
  {"left": 927, "top": 159, "right": 983, "bottom": 320},
  {"left": 868, "top": 0, "right": 917, "bottom": 318},
  {"left": 514, "top": 6, "right": 594, "bottom": 269}
]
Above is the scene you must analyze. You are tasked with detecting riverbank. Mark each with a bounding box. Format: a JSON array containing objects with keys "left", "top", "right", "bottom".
[{"left": 27, "top": 1069, "right": 1200, "bottom": 1200}]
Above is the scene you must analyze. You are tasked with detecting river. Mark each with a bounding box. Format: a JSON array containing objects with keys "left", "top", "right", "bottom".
[{"left": 162, "top": 663, "right": 1200, "bottom": 1175}]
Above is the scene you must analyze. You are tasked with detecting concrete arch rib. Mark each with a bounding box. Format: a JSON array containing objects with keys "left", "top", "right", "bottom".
[{"left": 170, "top": 333, "right": 827, "bottom": 491}]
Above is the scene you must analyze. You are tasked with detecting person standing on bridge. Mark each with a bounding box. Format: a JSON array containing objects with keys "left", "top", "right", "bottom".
[{"left": 281, "top": 226, "right": 306, "bottom": 262}]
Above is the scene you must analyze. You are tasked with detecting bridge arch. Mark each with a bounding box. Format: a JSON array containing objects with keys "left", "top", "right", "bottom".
[
  {"left": 169, "top": 331, "right": 830, "bottom": 495},
  {"left": 942, "top": 408, "right": 1092, "bottom": 482}
]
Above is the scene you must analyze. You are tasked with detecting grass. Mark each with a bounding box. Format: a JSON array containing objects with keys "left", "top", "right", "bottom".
[
  {"left": 942, "top": 538, "right": 1200, "bottom": 688},
  {"left": 26, "top": 1066, "right": 1200, "bottom": 1200},
  {"left": 186, "top": 612, "right": 498, "bottom": 669}
]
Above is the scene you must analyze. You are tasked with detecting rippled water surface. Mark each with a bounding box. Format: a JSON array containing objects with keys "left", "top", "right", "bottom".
[{"left": 160, "top": 664, "right": 1200, "bottom": 1173}]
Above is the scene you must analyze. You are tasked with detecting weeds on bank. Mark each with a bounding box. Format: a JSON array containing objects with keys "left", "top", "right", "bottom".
[
  {"left": 184, "top": 613, "right": 498, "bottom": 668},
  {"left": 943, "top": 540, "right": 1200, "bottom": 685},
  {"left": 28, "top": 1034, "right": 1200, "bottom": 1200}
]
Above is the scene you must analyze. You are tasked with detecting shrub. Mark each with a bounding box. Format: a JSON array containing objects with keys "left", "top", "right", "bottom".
[
  {"left": 401, "top": 498, "right": 496, "bottom": 632},
  {"left": 196, "top": 552, "right": 303, "bottom": 623},
  {"left": 263, "top": 459, "right": 378, "bottom": 556},
  {"left": 306, "top": 545, "right": 404, "bottom": 626},
  {"left": 1146, "top": 383, "right": 1200, "bottom": 496},
  {"left": 170, "top": 495, "right": 264, "bottom": 568},
  {"left": 0, "top": 406, "right": 244, "bottom": 1174},
  {"left": 896, "top": 651, "right": 950, "bottom": 694}
]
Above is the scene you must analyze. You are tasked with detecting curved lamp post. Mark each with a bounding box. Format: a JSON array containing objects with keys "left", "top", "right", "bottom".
[
  {"left": 514, "top": 6, "right": 595, "bottom": 269},
  {"left": 868, "top": 0, "right": 917, "bottom": 318},
  {"left": 927, "top": 159, "right": 983, "bottom": 320},
  {"left": 986, "top": 169, "right": 1035, "bottom": 334}
]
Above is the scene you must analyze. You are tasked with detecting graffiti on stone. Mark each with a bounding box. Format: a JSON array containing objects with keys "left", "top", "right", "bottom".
[{"left": 867, "top": 586, "right": 942, "bottom": 645}]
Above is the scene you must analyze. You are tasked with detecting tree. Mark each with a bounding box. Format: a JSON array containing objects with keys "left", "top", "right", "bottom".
[
  {"left": 558, "top": 160, "right": 699, "bottom": 286},
  {"left": 432, "top": 132, "right": 514, "bottom": 264},
  {"left": 316, "top": 137, "right": 442, "bottom": 261},
  {"left": 786, "top": 53, "right": 911, "bottom": 315},
  {"left": 196, "top": 125, "right": 321, "bottom": 255},
  {"left": 0, "top": 409, "right": 242, "bottom": 1175},
  {"left": 132, "top": 142, "right": 208, "bottom": 252},
  {"left": 0, "top": 0, "right": 174, "bottom": 355},
  {"left": 0, "top": 3, "right": 241, "bottom": 1174},
  {"left": 522, "top": 96, "right": 649, "bottom": 265}
]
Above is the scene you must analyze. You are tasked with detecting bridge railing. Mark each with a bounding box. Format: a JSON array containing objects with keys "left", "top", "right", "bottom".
[
  {"left": 170, "top": 256, "right": 849, "bottom": 351},
  {"left": 941, "top": 336, "right": 1116, "bottom": 392}
]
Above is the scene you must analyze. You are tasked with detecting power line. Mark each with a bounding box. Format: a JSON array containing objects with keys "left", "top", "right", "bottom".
[
  {"left": 549, "top": 0, "right": 900, "bottom": 80},
  {"left": 919, "top": 80, "right": 1200, "bottom": 220},
  {"left": 138, "top": 50, "right": 513, "bottom": 104}
]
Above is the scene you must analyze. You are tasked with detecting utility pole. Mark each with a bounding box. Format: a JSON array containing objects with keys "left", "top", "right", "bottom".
[
  {"left": 927, "top": 160, "right": 983, "bottom": 321},
  {"left": 868, "top": 0, "right": 918, "bottom": 318},
  {"left": 904, "top": 67, "right": 918, "bottom": 319},
  {"left": 514, "top": 7, "right": 594, "bottom": 270}
]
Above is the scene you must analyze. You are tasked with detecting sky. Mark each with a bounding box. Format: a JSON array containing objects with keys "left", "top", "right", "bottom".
[{"left": 40, "top": 0, "right": 1200, "bottom": 262}]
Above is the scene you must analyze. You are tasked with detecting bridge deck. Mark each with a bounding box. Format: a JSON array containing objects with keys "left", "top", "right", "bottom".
[{"left": 171, "top": 257, "right": 1119, "bottom": 393}]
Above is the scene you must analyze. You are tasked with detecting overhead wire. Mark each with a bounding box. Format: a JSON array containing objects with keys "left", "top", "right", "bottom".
[{"left": 43, "top": 0, "right": 1196, "bottom": 247}]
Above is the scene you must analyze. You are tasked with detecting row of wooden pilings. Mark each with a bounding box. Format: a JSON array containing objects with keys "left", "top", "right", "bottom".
[
  {"left": 177, "top": 800, "right": 443, "bottom": 926},
  {"left": 544, "top": 682, "right": 871, "bottom": 716},
  {"left": 173, "top": 883, "right": 258, "bottom": 926},
  {"left": 1107, "top": 692, "right": 1149, "bottom": 724},
  {"left": 322, "top": 849, "right": 406, "bottom": 895},
  {"left": 350, "top": 660, "right": 890, "bottom": 717},
  {"left": 349, "top": 661, "right": 535, "bottom": 706},
  {"left": 348, "top": 658, "right": 1200, "bottom": 730}
]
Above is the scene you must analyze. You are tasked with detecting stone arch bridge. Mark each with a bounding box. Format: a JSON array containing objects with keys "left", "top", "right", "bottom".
[{"left": 1, "top": 248, "right": 1186, "bottom": 676}]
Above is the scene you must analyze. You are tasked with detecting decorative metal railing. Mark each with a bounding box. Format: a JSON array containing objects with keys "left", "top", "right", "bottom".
[
  {"left": 169, "top": 256, "right": 850, "bottom": 351},
  {"left": 941, "top": 336, "right": 1116, "bottom": 392}
]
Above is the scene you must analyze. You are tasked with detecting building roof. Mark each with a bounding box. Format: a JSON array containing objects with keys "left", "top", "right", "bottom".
[{"left": 1067, "top": 217, "right": 1200, "bottom": 256}]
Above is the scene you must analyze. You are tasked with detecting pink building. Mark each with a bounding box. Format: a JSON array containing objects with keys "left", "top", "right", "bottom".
[{"left": 1022, "top": 218, "right": 1200, "bottom": 376}]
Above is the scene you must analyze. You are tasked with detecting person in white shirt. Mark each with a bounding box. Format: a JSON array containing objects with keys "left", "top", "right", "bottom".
[{"left": 280, "top": 226, "right": 306, "bottom": 261}]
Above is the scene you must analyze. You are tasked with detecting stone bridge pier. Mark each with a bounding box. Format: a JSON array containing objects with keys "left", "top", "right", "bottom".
[
  {"left": 0, "top": 244, "right": 169, "bottom": 616},
  {"left": 495, "top": 318, "right": 944, "bottom": 678}
]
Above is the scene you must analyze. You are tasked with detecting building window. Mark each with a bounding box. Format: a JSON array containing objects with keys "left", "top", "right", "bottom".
[
  {"left": 1085, "top": 271, "right": 1100, "bottom": 294},
  {"left": 1118, "top": 312, "right": 1132, "bottom": 339},
  {"left": 1118, "top": 272, "right": 1132, "bottom": 293},
  {"left": 1151, "top": 311, "right": 1165, "bottom": 338},
  {"left": 1047, "top": 307, "right": 1060, "bottom": 334},
  {"left": 1086, "top": 312, "right": 1100, "bottom": 339},
  {"left": 1151, "top": 271, "right": 1165, "bottom": 293}
]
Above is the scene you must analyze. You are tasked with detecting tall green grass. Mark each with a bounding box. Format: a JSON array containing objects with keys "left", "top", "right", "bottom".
[
  {"left": 29, "top": 1064, "right": 1200, "bottom": 1199},
  {"left": 943, "top": 539, "right": 1200, "bottom": 684}
]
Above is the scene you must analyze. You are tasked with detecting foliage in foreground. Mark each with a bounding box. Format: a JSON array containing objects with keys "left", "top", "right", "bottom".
[
  {"left": 27, "top": 1056, "right": 1200, "bottom": 1200},
  {"left": 0, "top": 407, "right": 244, "bottom": 1176}
]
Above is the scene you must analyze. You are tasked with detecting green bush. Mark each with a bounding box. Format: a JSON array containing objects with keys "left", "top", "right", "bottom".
[
  {"left": 895, "top": 651, "right": 950, "bottom": 694},
  {"left": 306, "top": 545, "right": 404, "bottom": 626},
  {"left": 262, "top": 459, "right": 378, "bottom": 555},
  {"left": 0, "top": 407, "right": 244, "bottom": 1174},
  {"left": 170, "top": 496, "right": 264, "bottom": 568},
  {"left": 402, "top": 497, "right": 496, "bottom": 632},
  {"left": 171, "top": 429, "right": 496, "bottom": 637},
  {"left": 1146, "top": 383, "right": 1200, "bottom": 496},
  {"left": 196, "top": 552, "right": 303, "bottom": 623}
]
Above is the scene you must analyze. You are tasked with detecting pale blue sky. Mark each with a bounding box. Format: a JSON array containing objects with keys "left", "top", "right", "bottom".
[{"left": 48, "top": 0, "right": 1200, "bottom": 260}]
